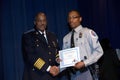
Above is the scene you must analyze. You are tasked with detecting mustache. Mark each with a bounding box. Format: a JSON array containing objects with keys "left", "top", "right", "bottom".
[{"left": 40, "top": 24, "right": 46, "bottom": 26}]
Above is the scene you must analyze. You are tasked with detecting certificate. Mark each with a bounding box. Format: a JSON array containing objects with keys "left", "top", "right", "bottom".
[{"left": 59, "top": 47, "right": 81, "bottom": 68}]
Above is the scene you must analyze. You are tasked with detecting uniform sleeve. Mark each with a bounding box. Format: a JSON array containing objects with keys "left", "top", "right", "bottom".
[
  {"left": 22, "top": 34, "right": 49, "bottom": 72},
  {"left": 62, "top": 37, "right": 66, "bottom": 49},
  {"left": 84, "top": 30, "right": 103, "bottom": 67}
]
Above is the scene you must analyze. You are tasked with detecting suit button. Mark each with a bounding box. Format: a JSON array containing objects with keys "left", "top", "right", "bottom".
[
  {"left": 36, "top": 32, "right": 39, "bottom": 35},
  {"left": 36, "top": 44, "right": 39, "bottom": 47},
  {"left": 48, "top": 46, "right": 50, "bottom": 48},
  {"left": 36, "top": 39, "right": 38, "bottom": 42},
  {"left": 49, "top": 59, "right": 51, "bottom": 61},
  {"left": 32, "top": 68, "right": 35, "bottom": 71},
  {"left": 49, "top": 52, "right": 51, "bottom": 54}
]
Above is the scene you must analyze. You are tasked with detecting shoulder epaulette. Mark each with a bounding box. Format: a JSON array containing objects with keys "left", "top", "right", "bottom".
[{"left": 24, "top": 29, "right": 35, "bottom": 34}]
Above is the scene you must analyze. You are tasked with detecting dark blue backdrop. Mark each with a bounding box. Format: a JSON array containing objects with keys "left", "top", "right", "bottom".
[{"left": 0, "top": 0, "right": 120, "bottom": 80}]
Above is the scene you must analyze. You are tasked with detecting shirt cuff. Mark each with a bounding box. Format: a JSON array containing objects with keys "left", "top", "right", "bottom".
[{"left": 46, "top": 66, "right": 51, "bottom": 72}]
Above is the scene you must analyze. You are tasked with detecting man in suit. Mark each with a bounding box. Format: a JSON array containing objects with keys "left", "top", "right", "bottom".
[
  {"left": 61, "top": 10, "right": 103, "bottom": 80},
  {"left": 98, "top": 38, "right": 120, "bottom": 80},
  {"left": 22, "top": 12, "right": 59, "bottom": 80}
]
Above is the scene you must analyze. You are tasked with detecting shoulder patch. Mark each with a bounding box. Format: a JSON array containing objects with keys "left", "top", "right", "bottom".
[{"left": 89, "top": 30, "right": 97, "bottom": 38}]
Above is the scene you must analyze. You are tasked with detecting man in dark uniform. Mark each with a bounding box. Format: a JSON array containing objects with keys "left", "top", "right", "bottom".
[{"left": 22, "top": 12, "right": 59, "bottom": 80}]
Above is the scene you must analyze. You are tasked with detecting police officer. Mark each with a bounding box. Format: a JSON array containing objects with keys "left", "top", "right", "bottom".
[
  {"left": 62, "top": 10, "right": 103, "bottom": 80},
  {"left": 22, "top": 12, "right": 59, "bottom": 80}
]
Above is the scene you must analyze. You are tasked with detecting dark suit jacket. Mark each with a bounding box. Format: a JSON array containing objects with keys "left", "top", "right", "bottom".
[
  {"left": 22, "top": 28, "right": 59, "bottom": 80},
  {"left": 98, "top": 48, "right": 120, "bottom": 80}
]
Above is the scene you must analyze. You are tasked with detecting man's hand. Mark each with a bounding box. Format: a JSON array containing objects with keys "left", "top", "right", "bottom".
[
  {"left": 49, "top": 66, "right": 59, "bottom": 76},
  {"left": 74, "top": 61, "right": 85, "bottom": 69},
  {"left": 56, "top": 57, "right": 62, "bottom": 63}
]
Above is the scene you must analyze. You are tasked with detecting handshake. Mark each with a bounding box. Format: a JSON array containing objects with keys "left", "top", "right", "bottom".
[{"left": 49, "top": 66, "right": 59, "bottom": 76}]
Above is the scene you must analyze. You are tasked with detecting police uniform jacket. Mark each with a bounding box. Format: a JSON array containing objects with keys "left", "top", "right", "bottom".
[
  {"left": 63, "top": 25, "right": 103, "bottom": 67},
  {"left": 22, "top": 28, "right": 59, "bottom": 80}
]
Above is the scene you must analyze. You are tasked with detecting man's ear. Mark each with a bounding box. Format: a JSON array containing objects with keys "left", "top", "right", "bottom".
[{"left": 79, "top": 17, "right": 82, "bottom": 22}]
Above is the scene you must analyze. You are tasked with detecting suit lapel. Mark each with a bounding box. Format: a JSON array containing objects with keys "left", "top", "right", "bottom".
[
  {"left": 46, "top": 31, "right": 50, "bottom": 44},
  {"left": 34, "top": 30, "right": 48, "bottom": 45}
]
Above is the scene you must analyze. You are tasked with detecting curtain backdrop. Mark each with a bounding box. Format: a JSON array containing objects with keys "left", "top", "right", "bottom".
[{"left": 0, "top": 0, "right": 120, "bottom": 80}]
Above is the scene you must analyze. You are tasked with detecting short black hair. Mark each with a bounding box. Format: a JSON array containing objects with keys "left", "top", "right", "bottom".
[
  {"left": 34, "top": 12, "right": 46, "bottom": 21},
  {"left": 68, "top": 10, "right": 81, "bottom": 17}
]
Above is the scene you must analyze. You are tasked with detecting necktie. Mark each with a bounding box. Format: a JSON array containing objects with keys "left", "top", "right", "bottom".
[
  {"left": 41, "top": 33, "right": 47, "bottom": 43},
  {"left": 68, "top": 30, "right": 76, "bottom": 77},
  {"left": 70, "top": 30, "right": 75, "bottom": 48}
]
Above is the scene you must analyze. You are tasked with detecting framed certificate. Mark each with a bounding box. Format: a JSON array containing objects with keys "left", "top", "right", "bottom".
[{"left": 59, "top": 47, "right": 81, "bottom": 68}]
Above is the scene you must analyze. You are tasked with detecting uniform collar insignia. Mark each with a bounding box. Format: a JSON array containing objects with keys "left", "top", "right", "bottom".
[{"left": 35, "top": 32, "right": 39, "bottom": 35}]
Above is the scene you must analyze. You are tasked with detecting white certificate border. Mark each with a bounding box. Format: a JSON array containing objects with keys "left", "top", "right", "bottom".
[{"left": 59, "top": 47, "right": 80, "bottom": 68}]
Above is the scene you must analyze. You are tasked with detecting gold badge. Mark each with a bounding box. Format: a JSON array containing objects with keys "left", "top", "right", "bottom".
[{"left": 79, "top": 32, "right": 82, "bottom": 38}]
